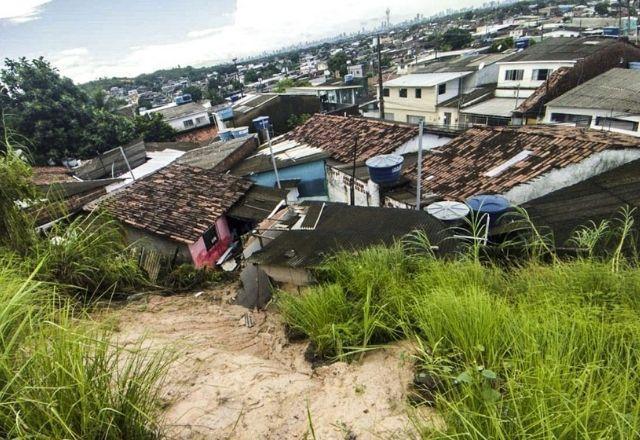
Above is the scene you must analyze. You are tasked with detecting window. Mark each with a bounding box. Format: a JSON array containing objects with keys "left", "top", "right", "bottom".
[
  {"left": 384, "top": 112, "right": 395, "bottom": 121},
  {"left": 551, "top": 113, "right": 592, "bottom": 127},
  {"left": 399, "top": 88, "right": 408, "bottom": 98},
  {"left": 415, "top": 88, "right": 422, "bottom": 98},
  {"left": 183, "top": 119, "right": 195, "bottom": 128},
  {"left": 202, "top": 226, "right": 218, "bottom": 251},
  {"left": 504, "top": 69, "right": 524, "bottom": 81},
  {"left": 195, "top": 116, "right": 206, "bottom": 125},
  {"left": 438, "top": 83, "right": 447, "bottom": 95},
  {"left": 532, "top": 69, "right": 550, "bottom": 81},
  {"left": 383, "top": 88, "right": 390, "bottom": 97},
  {"left": 595, "top": 117, "right": 639, "bottom": 132},
  {"left": 407, "top": 115, "right": 425, "bottom": 124}
]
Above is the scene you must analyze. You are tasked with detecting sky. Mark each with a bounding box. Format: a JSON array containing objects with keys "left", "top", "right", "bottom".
[{"left": 0, "top": 0, "right": 481, "bottom": 83}]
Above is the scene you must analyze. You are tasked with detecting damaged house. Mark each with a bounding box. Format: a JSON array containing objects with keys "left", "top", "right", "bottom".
[{"left": 98, "top": 164, "right": 284, "bottom": 268}]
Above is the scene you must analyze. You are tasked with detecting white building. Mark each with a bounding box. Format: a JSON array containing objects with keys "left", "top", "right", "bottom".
[
  {"left": 154, "top": 102, "right": 211, "bottom": 132},
  {"left": 545, "top": 68, "right": 640, "bottom": 137}
]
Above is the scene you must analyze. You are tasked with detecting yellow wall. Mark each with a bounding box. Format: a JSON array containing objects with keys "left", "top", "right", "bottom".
[{"left": 383, "top": 86, "right": 439, "bottom": 123}]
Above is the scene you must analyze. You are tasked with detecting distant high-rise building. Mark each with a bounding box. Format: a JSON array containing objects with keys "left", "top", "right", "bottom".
[{"left": 386, "top": 8, "right": 390, "bottom": 27}]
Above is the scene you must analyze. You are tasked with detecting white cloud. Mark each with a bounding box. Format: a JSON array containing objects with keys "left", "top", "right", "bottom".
[
  {"left": 51, "top": 0, "right": 478, "bottom": 83},
  {"left": 187, "top": 28, "right": 219, "bottom": 38},
  {"left": 0, "top": 0, "right": 52, "bottom": 23}
]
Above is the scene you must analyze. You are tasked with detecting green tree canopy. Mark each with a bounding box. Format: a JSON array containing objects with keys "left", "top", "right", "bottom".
[
  {"left": 133, "top": 113, "right": 176, "bottom": 142},
  {"left": 181, "top": 85, "right": 203, "bottom": 102},
  {"left": 594, "top": 2, "right": 609, "bottom": 15},
  {"left": 328, "top": 51, "right": 348, "bottom": 76},
  {"left": 243, "top": 69, "right": 259, "bottom": 84},
  {"left": 441, "top": 28, "right": 473, "bottom": 50},
  {"left": 0, "top": 57, "right": 137, "bottom": 164}
]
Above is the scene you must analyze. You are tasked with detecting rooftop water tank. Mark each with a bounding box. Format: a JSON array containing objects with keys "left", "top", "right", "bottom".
[
  {"left": 174, "top": 94, "right": 192, "bottom": 105},
  {"left": 465, "top": 194, "right": 510, "bottom": 225},
  {"left": 218, "top": 129, "right": 234, "bottom": 141},
  {"left": 252, "top": 116, "right": 270, "bottom": 131},
  {"left": 515, "top": 38, "right": 530, "bottom": 49},
  {"left": 344, "top": 74, "right": 354, "bottom": 84},
  {"left": 365, "top": 154, "right": 404, "bottom": 185},
  {"left": 630, "top": 62, "right": 640, "bottom": 70},
  {"left": 427, "top": 201, "right": 470, "bottom": 222},
  {"left": 231, "top": 126, "right": 249, "bottom": 138}
]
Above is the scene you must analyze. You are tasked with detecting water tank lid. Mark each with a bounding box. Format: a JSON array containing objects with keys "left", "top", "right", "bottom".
[
  {"left": 465, "top": 194, "right": 510, "bottom": 214},
  {"left": 365, "top": 154, "right": 404, "bottom": 168},
  {"left": 426, "top": 201, "right": 470, "bottom": 221}
]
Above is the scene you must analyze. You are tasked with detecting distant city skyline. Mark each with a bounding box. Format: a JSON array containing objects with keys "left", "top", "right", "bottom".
[{"left": 0, "top": 0, "right": 483, "bottom": 83}]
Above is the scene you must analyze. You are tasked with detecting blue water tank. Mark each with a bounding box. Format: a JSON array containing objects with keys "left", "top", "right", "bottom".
[
  {"left": 174, "top": 94, "right": 192, "bottom": 105},
  {"left": 515, "top": 38, "right": 530, "bottom": 49},
  {"left": 344, "top": 74, "right": 354, "bottom": 84},
  {"left": 218, "top": 129, "right": 234, "bottom": 141},
  {"left": 217, "top": 106, "right": 234, "bottom": 120},
  {"left": 629, "top": 62, "right": 640, "bottom": 70},
  {"left": 465, "top": 194, "right": 511, "bottom": 224},
  {"left": 252, "top": 116, "right": 270, "bottom": 131},
  {"left": 603, "top": 27, "right": 620, "bottom": 37},
  {"left": 365, "top": 154, "right": 404, "bottom": 185}
]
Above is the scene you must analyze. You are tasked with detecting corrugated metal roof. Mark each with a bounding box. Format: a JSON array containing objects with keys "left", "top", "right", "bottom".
[
  {"left": 499, "top": 37, "right": 616, "bottom": 63},
  {"left": 546, "top": 68, "right": 640, "bottom": 114},
  {"left": 461, "top": 97, "right": 520, "bottom": 118}
]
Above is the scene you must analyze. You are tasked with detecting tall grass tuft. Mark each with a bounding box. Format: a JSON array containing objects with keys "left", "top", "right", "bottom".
[
  {"left": 0, "top": 259, "right": 171, "bottom": 439},
  {"left": 277, "top": 212, "right": 640, "bottom": 438}
]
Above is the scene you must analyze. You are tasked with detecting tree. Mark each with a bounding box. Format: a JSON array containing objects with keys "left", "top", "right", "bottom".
[
  {"left": 137, "top": 98, "right": 153, "bottom": 111},
  {"left": 286, "top": 113, "right": 310, "bottom": 130},
  {"left": 243, "top": 69, "right": 259, "bottom": 84},
  {"left": 272, "top": 78, "right": 311, "bottom": 93},
  {"left": 328, "top": 51, "right": 348, "bottom": 76},
  {"left": 464, "top": 11, "right": 474, "bottom": 20},
  {"left": 441, "top": 28, "right": 473, "bottom": 50},
  {"left": 181, "top": 85, "right": 203, "bottom": 102},
  {"left": 594, "top": 2, "right": 609, "bottom": 16},
  {"left": 0, "top": 57, "right": 144, "bottom": 163},
  {"left": 134, "top": 113, "right": 176, "bottom": 142},
  {"left": 489, "top": 37, "right": 514, "bottom": 53}
]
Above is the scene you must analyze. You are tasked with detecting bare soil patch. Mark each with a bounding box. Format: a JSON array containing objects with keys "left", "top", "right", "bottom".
[{"left": 103, "top": 284, "right": 435, "bottom": 439}]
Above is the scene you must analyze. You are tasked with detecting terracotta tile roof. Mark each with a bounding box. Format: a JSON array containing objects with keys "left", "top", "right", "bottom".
[
  {"left": 31, "top": 167, "right": 74, "bottom": 185},
  {"left": 102, "top": 164, "right": 252, "bottom": 244},
  {"left": 405, "top": 125, "right": 640, "bottom": 201},
  {"left": 285, "top": 114, "right": 418, "bottom": 162}
]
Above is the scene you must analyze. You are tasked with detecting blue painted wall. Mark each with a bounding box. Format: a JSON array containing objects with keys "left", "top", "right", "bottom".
[{"left": 249, "top": 160, "right": 326, "bottom": 196}]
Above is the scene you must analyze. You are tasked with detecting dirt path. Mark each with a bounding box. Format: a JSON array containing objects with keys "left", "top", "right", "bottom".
[{"left": 105, "top": 286, "right": 433, "bottom": 439}]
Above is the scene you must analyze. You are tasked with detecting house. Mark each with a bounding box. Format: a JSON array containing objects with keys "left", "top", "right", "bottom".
[
  {"left": 544, "top": 68, "right": 640, "bottom": 137},
  {"left": 402, "top": 125, "right": 640, "bottom": 206},
  {"left": 231, "top": 114, "right": 454, "bottom": 199},
  {"left": 154, "top": 102, "right": 212, "bottom": 132},
  {"left": 285, "top": 84, "right": 365, "bottom": 112},
  {"left": 247, "top": 202, "right": 456, "bottom": 286},
  {"left": 99, "top": 164, "right": 284, "bottom": 268},
  {"left": 381, "top": 72, "right": 472, "bottom": 124},
  {"left": 522, "top": 158, "right": 640, "bottom": 245},
  {"left": 507, "top": 37, "right": 640, "bottom": 124},
  {"left": 347, "top": 64, "right": 365, "bottom": 78}
]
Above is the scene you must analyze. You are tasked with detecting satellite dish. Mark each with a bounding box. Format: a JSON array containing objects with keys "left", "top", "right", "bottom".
[
  {"left": 427, "top": 201, "right": 470, "bottom": 221},
  {"left": 478, "top": 62, "right": 485, "bottom": 70}
]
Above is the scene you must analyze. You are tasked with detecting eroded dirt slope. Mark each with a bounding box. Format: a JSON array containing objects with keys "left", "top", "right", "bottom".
[{"left": 105, "top": 287, "right": 434, "bottom": 439}]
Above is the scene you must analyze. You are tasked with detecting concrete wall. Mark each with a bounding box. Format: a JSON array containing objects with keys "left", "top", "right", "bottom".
[
  {"left": 383, "top": 85, "right": 439, "bottom": 123},
  {"left": 188, "top": 216, "right": 233, "bottom": 268},
  {"left": 436, "top": 78, "right": 461, "bottom": 105},
  {"left": 497, "top": 61, "right": 575, "bottom": 90},
  {"left": 249, "top": 160, "right": 327, "bottom": 197},
  {"left": 233, "top": 95, "right": 321, "bottom": 136},
  {"left": 123, "top": 225, "right": 192, "bottom": 263},
  {"left": 326, "top": 165, "right": 381, "bottom": 206},
  {"left": 544, "top": 105, "right": 640, "bottom": 137}
]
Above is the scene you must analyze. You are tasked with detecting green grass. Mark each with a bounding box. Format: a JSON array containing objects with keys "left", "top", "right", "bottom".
[
  {"left": 276, "top": 223, "right": 640, "bottom": 439},
  {"left": 0, "top": 259, "right": 171, "bottom": 439}
]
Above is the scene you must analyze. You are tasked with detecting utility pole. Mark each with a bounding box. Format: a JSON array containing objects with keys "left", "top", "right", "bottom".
[
  {"left": 264, "top": 124, "right": 281, "bottom": 189},
  {"left": 377, "top": 34, "right": 385, "bottom": 120},
  {"left": 415, "top": 121, "right": 424, "bottom": 210},
  {"left": 350, "top": 136, "right": 358, "bottom": 206}
]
